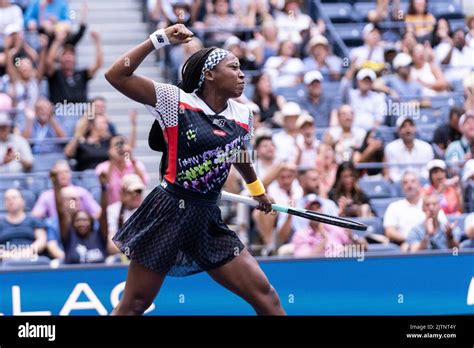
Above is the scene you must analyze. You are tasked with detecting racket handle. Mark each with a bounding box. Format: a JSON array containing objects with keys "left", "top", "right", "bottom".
[{"left": 220, "top": 191, "right": 288, "bottom": 213}]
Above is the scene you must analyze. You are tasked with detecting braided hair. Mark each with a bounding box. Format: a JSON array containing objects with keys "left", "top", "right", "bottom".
[{"left": 148, "top": 47, "right": 219, "bottom": 178}]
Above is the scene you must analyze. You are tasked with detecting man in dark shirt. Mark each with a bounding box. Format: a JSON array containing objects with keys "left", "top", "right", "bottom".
[
  {"left": 432, "top": 107, "right": 463, "bottom": 158},
  {"left": 44, "top": 30, "right": 103, "bottom": 105}
]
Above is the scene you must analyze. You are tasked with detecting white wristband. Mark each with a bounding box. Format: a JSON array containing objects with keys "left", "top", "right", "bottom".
[{"left": 149, "top": 29, "right": 170, "bottom": 50}]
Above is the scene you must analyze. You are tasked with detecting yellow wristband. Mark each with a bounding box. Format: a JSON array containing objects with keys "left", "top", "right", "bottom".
[{"left": 246, "top": 179, "right": 265, "bottom": 197}]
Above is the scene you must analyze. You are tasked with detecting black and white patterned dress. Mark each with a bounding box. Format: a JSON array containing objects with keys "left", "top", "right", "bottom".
[{"left": 113, "top": 81, "right": 253, "bottom": 276}]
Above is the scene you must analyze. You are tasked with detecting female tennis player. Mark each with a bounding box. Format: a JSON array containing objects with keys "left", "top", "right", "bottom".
[{"left": 105, "top": 24, "right": 285, "bottom": 315}]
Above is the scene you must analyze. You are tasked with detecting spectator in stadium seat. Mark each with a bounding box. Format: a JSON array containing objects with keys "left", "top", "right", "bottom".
[
  {"left": 400, "top": 31, "right": 418, "bottom": 56},
  {"left": 3, "top": 34, "right": 42, "bottom": 111},
  {"left": 223, "top": 36, "right": 258, "bottom": 71},
  {"left": 0, "top": 112, "right": 33, "bottom": 173},
  {"left": 95, "top": 135, "right": 149, "bottom": 205},
  {"left": 90, "top": 96, "right": 118, "bottom": 137},
  {"left": 272, "top": 101, "right": 302, "bottom": 164},
  {"left": 274, "top": 0, "right": 315, "bottom": 45},
  {"left": 303, "top": 35, "right": 342, "bottom": 81},
  {"left": 324, "top": 104, "right": 366, "bottom": 164},
  {"left": 353, "top": 129, "right": 385, "bottom": 179},
  {"left": 315, "top": 143, "right": 337, "bottom": 198},
  {"left": 264, "top": 39, "right": 305, "bottom": 88},
  {"left": 407, "top": 192, "right": 461, "bottom": 251},
  {"left": 200, "top": 0, "right": 242, "bottom": 45},
  {"left": 251, "top": 72, "right": 285, "bottom": 128},
  {"left": 343, "top": 68, "right": 385, "bottom": 131},
  {"left": 435, "top": 28, "right": 474, "bottom": 83},
  {"left": 21, "top": 98, "right": 66, "bottom": 154},
  {"left": 24, "top": 0, "right": 70, "bottom": 32},
  {"left": 410, "top": 43, "right": 449, "bottom": 97},
  {"left": 328, "top": 161, "right": 373, "bottom": 218},
  {"left": 248, "top": 20, "right": 280, "bottom": 67},
  {"left": 32, "top": 160, "right": 101, "bottom": 219},
  {"left": 423, "top": 159, "right": 462, "bottom": 215},
  {"left": 445, "top": 111, "right": 474, "bottom": 165},
  {"left": 44, "top": 29, "right": 103, "bottom": 104},
  {"left": 252, "top": 164, "right": 303, "bottom": 248},
  {"left": 292, "top": 197, "right": 366, "bottom": 258},
  {"left": 251, "top": 131, "right": 283, "bottom": 188},
  {"left": 460, "top": 213, "right": 474, "bottom": 248},
  {"left": 234, "top": 0, "right": 272, "bottom": 28},
  {"left": 289, "top": 70, "right": 334, "bottom": 127},
  {"left": 0, "top": 0, "right": 23, "bottom": 34},
  {"left": 51, "top": 169, "right": 108, "bottom": 264},
  {"left": 385, "top": 116, "right": 434, "bottom": 182},
  {"left": 462, "top": 159, "right": 474, "bottom": 213},
  {"left": 431, "top": 18, "right": 452, "bottom": 48},
  {"left": 106, "top": 174, "right": 145, "bottom": 255},
  {"left": 378, "top": 53, "right": 423, "bottom": 99},
  {"left": 0, "top": 188, "right": 47, "bottom": 260},
  {"left": 432, "top": 107, "right": 463, "bottom": 158},
  {"left": 350, "top": 23, "right": 385, "bottom": 71},
  {"left": 295, "top": 114, "right": 319, "bottom": 168},
  {"left": 466, "top": 15, "right": 474, "bottom": 49},
  {"left": 383, "top": 171, "right": 424, "bottom": 250},
  {"left": 404, "top": 0, "right": 435, "bottom": 41},
  {"left": 64, "top": 114, "right": 111, "bottom": 171}
]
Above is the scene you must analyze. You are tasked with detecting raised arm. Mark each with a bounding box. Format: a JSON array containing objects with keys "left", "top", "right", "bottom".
[
  {"left": 98, "top": 172, "right": 109, "bottom": 242},
  {"left": 50, "top": 170, "right": 71, "bottom": 243},
  {"left": 87, "top": 31, "right": 103, "bottom": 79},
  {"left": 104, "top": 24, "right": 193, "bottom": 106}
]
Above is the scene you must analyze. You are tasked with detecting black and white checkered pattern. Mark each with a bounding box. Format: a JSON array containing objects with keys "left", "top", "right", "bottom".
[{"left": 196, "top": 48, "right": 230, "bottom": 91}]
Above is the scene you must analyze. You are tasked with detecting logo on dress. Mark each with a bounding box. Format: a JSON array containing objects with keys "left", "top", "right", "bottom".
[
  {"left": 213, "top": 129, "right": 227, "bottom": 137},
  {"left": 186, "top": 129, "right": 197, "bottom": 141},
  {"left": 213, "top": 119, "right": 226, "bottom": 128}
]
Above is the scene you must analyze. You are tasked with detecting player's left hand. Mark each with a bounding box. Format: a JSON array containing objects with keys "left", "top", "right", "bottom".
[{"left": 253, "top": 193, "right": 274, "bottom": 214}]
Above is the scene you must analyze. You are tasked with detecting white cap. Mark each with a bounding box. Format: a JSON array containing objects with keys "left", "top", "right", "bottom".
[
  {"left": 393, "top": 53, "right": 412, "bottom": 69},
  {"left": 279, "top": 102, "right": 301, "bottom": 117},
  {"left": 458, "top": 111, "right": 474, "bottom": 128},
  {"left": 462, "top": 159, "right": 474, "bottom": 182},
  {"left": 356, "top": 68, "right": 376, "bottom": 81},
  {"left": 223, "top": 36, "right": 242, "bottom": 50},
  {"left": 396, "top": 115, "right": 415, "bottom": 128},
  {"left": 426, "top": 159, "right": 446, "bottom": 172},
  {"left": 307, "top": 35, "right": 329, "bottom": 50},
  {"left": 362, "top": 23, "right": 379, "bottom": 37},
  {"left": 304, "top": 70, "right": 324, "bottom": 85},
  {"left": 121, "top": 174, "right": 145, "bottom": 192},
  {"left": 296, "top": 113, "right": 314, "bottom": 129},
  {"left": 0, "top": 112, "right": 12, "bottom": 126}
]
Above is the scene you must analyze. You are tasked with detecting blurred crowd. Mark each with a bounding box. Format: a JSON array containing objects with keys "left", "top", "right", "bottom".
[{"left": 1, "top": 0, "right": 474, "bottom": 267}]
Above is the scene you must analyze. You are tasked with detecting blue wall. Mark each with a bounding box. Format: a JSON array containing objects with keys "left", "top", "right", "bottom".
[{"left": 0, "top": 253, "right": 473, "bottom": 315}]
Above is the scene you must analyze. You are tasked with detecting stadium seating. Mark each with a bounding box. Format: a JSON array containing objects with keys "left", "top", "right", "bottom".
[
  {"left": 32, "top": 153, "right": 67, "bottom": 172},
  {"left": 320, "top": 3, "right": 356, "bottom": 23},
  {"left": 359, "top": 179, "right": 398, "bottom": 199}
]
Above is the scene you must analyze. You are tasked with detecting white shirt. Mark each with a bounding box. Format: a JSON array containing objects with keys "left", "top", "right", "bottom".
[
  {"left": 274, "top": 11, "right": 312, "bottom": 44},
  {"left": 296, "top": 137, "right": 319, "bottom": 167},
  {"left": 383, "top": 197, "right": 448, "bottom": 238},
  {"left": 0, "top": 5, "right": 23, "bottom": 33},
  {"left": 107, "top": 201, "right": 137, "bottom": 238},
  {"left": 350, "top": 45, "right": 385, "bottom": 67},
  {"left": 264, "top": 56, "right": 305, "bottom": 88},
  {"left": 272, "top": 131, "right": 302, "bottom": 164},
  {"left": 384, "top": 138, "right": 434, "bottom": 182},
  {"left": 348, "top": 89, "right": 385, "bottom": 131},
  {"left": 268, "top": 180, "right": 304, "bottom": 231},
  {"left": 434, "top": 43, "right": 474, "bottom": 82},
  {"left": 383, "top": 198, "right": 424, "bottom": 238},
  {"left": 327, "top": 126, "right": 366, "bottom": 163},
  {"left": 0, "top": 134, "right": 34, "bottom": 173}
]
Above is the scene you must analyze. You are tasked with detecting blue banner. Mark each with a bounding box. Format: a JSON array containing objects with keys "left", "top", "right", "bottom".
[{"left": 1, "top": 252, "right": 473, "bottom": 315}]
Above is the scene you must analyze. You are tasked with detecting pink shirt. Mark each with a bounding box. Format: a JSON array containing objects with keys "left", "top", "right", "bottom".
[
  {"left": 32, "top": 185, "right": 101, "bottom": 219},
  {"left": 292, "top": 225, "right": 350, "bottom": 257},
  {"left": 95, "top": 160, "right": 149, "bottom": 204}
]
